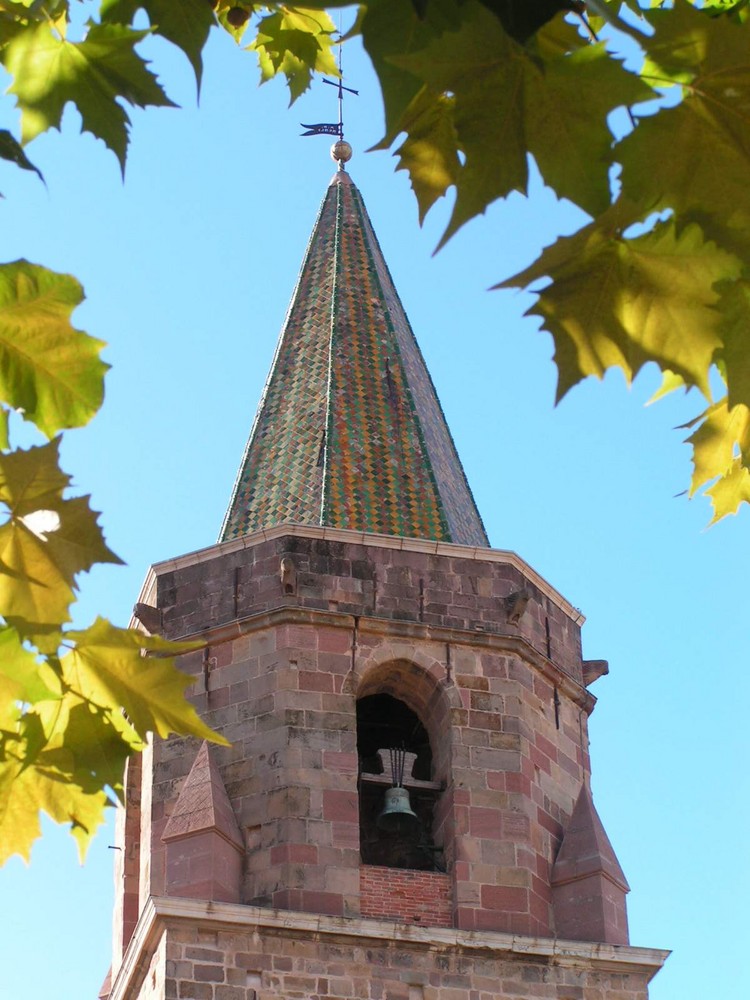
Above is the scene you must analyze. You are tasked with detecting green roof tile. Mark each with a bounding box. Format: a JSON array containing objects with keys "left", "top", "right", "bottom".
[{"left": 220, "top": 170, "right": 488, "bottom": 547}]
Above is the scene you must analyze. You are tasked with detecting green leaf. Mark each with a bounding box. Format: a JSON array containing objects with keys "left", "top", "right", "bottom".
[
  {"left": 4, "top": 21, "right": 175, "bottom": 170},
  {"left": 501, "top": 217, "right": 741, "bottom": 401},
  {"left": 620, "top": 3, "right": 750, "bottom": 221},
  {"left": 100, "top": 0, "right": 215, "bottom": 87},
  {"left": 0, "top": 128, "right": 43, "bottom": 182},
  {"left": 249, "top": 7, "right": 338, "bottom": 104},
  {"left": 476, "top": 0, "right": 587, "bottom": 42},
  {"left": 61, "top": 618, "right": 228, "bottom": 744},
  {"left": 0, "top": 260, "right": 108, "bottom": 437},
  {"left": 391, "top": 2, "right": 650, "bottom": 242},
  {"left": 387, "top": 88, "right": 460, "bottom": 222},
  {"left": 525, "top": 42, "right": 652, "bottom": 217},
  {"left": 362, "top": 0, "right": 466, "bottom": 143},
  {"left": 716, "top": 279, "right": 750, "bottom": 410},
  {"left": 0, "top": 439, "right": 122, "bottom": 637}
]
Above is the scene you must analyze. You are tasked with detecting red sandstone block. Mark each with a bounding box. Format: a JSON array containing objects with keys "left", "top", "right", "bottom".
[
  {"left": 300, "top": 890, "right": 344, "bottom": 916},
  {"left": 533, "top": 677, "right": 554, "bottom": 703},
  {"left": 278, "top": 625, "right": 318, "bottom": 650},
  {"left": 468, "top": 807, "right": 500, "bottom": 839},
  {"left": 323, "top": 789, "right": 358, "bottom": 822},
  {"left": 299, "top": 670, "right": 334, "bottom": 692},
  {"left": 529, "top": 746, "right": 552, "bottom": 775},
  {"left": 537, "top": 808, "right": 563, "bottom": 839},
  {"left": 558, "top": 751, "right": 580, "bottom": 778},
  {"left": 481, "top": 884, "right": 528, "bottom": 912},
  {"left": 331, "top": 821, "right": 360, "bottom": 848},
  {"left": 535, "top": 733, "right": 559, "bottom": 762},
  {"left": 322, "top": 750, "right": 358, "bottom": 774},
  {"left": 270, "top": 843, "right": 318, "bottom": 865},
  {"left": 318, "top": 629, "right": 352, "bottom": 653}
]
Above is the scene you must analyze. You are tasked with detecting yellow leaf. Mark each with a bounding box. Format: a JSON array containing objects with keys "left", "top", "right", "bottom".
[
  {"left": 0, "top": 257, "right": 106, "bottom": 438},
  {"left": 685, "top": 397, "right": 750, "bottom": 494},
  {"left": 62, "top": 618, "right": 227, "bottom": 744},
  {"left": 0, "top": 440, "right": 121, "bottom": 636},
  {"left": 502, "top": 217, "right": 741, "bottom": 401},
  {"left": 706, "top": 458, "right": 750, "bottom": 522}
]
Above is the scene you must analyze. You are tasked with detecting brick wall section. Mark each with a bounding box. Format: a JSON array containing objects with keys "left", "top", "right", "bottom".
[
  {"left": 360, "top": 866, "right": 452, "bottom": 927},
  {"left": 123, "top": 919, "right": 657, "bottom": 1000}
]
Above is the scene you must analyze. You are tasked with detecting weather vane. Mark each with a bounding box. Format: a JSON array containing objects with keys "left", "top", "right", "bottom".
[{"left": 300, "top": 33, "right": 358, "bottom": 166}]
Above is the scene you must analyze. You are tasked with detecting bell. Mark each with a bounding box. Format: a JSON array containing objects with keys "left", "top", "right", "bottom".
[{"left": 377, "top": 786, "right": 419, "bottom": 834}]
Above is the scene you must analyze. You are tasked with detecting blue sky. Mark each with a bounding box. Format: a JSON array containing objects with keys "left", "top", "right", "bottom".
[{"left": 0, "top": 18, "right": 748, "bottom": 1000}]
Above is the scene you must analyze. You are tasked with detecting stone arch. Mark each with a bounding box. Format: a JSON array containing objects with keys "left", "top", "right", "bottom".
[{"left": 354, "top": 653, "right": 456, "bottom": 872}]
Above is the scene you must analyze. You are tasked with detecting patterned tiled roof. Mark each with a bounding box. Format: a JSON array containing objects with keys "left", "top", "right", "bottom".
[{"left": 220, "top": 170, "right": 488, "bottom": 547}]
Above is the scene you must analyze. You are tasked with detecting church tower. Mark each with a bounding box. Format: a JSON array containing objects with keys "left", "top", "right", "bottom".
[{"left": 102, "top": 153, "right": 668, "bottom": 1000}]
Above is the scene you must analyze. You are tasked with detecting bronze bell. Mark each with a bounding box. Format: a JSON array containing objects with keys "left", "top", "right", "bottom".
[
  {"left": 376, "top": 746, "right": 419, "bottom": 833},
  {"left": 377, "top": 786, "right": 419, "bottom": 834}
]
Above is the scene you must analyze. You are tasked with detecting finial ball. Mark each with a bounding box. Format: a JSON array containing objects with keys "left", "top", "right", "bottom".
[{"left": 331, "top": 140, "right": 353, "bottom": 166}]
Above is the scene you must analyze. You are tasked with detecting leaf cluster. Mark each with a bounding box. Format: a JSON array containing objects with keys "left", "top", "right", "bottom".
[
  {"left": 0, "top": 2, "right": 339, "bottom": 864},
  {"left": 1, "top": 0, "right": 749, "bottom": 863},
  {"left": 0, "top": 261, "right": 225, "bottom": 865},
  {"left": 359, "top": 0, "right": 750, "bottom": 520}
]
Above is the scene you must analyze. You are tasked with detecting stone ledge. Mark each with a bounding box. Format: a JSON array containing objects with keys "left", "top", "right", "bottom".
[{"left": 108, "top": 895, "right": 670, "bottom": 1000}]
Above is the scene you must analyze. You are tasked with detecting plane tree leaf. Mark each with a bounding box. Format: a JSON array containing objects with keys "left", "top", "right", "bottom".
[
  {"left": 705, "top": 458, "right": 750, "bottom": 521},
  {"left": 716, "top": 280, "right": 750, "bottom": 410},
  {"left": 390, "top": 2, "right": 650, "bottom": 242},
  {"left": 501, "top": 217, "right": 741, "bottom": 401},
  {"left": 0, "top": 741, "right": 109, "bottom": 864},
  {"left": 61, "top": 618, "right": 228, "bottom": 744},
  {"left": 0, "top": 128, "right": 43, "bottom": 182},
  {"left": 3, "top": 21, "right": 175, "bottom": 170},
  {"left": 685, "top": 398, "right": 750, "bottom": 493},
  {"left": 249, "top": 7, "right": 338, "bottom": 104},
  {"left": 0, "top": 261, "right": 108, "bottom": 437},
  {"left": 361, "top": 0, "right": 466, "bottom": 143},
  {"left": 100, "top": 0, "right": 216, "bottom": 87},
  {"left": 0, "top": 625, "right": 60, "bottom": 703},
  {"left": 0, "top": 439, "right": 121, "bottom": 637},
  {"left": 620, "top": 2, "right": 750, "bottom": 222},
  {"left": 386, "top": 88, "right": 460, "bottom": 222}
]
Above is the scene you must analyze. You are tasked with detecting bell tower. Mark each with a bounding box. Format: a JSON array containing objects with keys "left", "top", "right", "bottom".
[{"left": 101, "top": 154, "right": 668, "bottom": 1000}]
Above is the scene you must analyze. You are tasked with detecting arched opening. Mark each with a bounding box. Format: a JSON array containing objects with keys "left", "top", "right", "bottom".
[{"left": 357, "top": 692, "right": 444, "bottom": 871}]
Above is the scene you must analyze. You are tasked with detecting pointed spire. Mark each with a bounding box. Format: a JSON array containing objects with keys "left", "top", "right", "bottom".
[
  {"left": 163, "top": 742, "right": 243, "bottom": 848},
  {"left": 551, "top": 784, "right": 630, "bottom": 945},
  {"left": 221, "top": 172, "right": 488, "bottom": 546},
  {"left": 162, "top": 742, "right": 243, "bottom": 903}
]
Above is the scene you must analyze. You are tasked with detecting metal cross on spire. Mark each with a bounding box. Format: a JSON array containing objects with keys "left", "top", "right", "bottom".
[{"left": 300, "top": 32, "right": 358, "bottom": 144}]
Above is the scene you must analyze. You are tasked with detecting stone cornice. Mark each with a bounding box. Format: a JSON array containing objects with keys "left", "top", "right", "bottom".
[
  {"left": 134, "top": 523, "right": 585, "bottom": 626},
  {"left": 108, "top": 895, "right": 669, "bottom": 1000},
  {"left": 137, "top": 603, "right": 595, "bottom": 714}
]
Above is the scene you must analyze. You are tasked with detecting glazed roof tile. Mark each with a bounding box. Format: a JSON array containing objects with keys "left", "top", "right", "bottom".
[{"left": 220, "top": 170, "right": 488, "bottom": 547}]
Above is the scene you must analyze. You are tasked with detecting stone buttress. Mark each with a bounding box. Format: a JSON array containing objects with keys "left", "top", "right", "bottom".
[{"left": 102, "top": 165, "right": 667, "bottom": 1000}]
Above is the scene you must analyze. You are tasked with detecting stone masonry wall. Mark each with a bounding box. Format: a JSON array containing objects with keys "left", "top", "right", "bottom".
[
  {"left": 132, "top": 919, "right": 654, "bottom": 1000},
  {"left": 156, "top": 534, "right": 584, "bottom": 682},
  {"left": 129, "top": 533, "right": 600, "bottom": 942}
]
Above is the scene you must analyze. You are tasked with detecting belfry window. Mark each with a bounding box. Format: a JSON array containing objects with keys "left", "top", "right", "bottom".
[{"left": 357, "top": 693, "right": 444, "bottom": 872}]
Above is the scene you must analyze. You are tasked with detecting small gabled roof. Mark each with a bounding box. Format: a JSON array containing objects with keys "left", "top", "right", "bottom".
[{"left": 220, "top": 169, "right": 488, "bottom": 547}]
